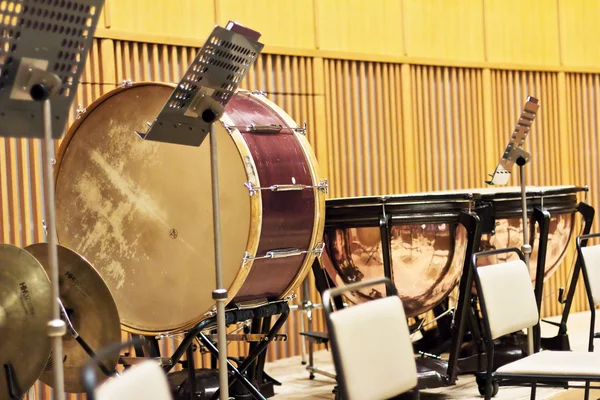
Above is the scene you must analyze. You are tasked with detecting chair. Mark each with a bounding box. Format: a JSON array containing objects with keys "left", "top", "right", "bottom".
[
  {"left": 82, "top": 338, "right": 173, "bottom": 400},
  {"left": 323, "top": 277, "right": 419, "bottom": 400},
  {"left": 473, "top": 245, "right": 600, "bottom": 400},
  {"left": 95, "top": 361, "right": 173, "bottom": 400}
]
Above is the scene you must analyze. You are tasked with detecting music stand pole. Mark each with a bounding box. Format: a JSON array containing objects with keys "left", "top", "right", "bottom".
[
  {"left": 38, "top": 89, "right": 67, "bottom": 400},
  {"left": 485, "top": 96, "right": 539, "bottom": 356},
  {"left": 209, "top": 122, "right": 229, "bottom": 400},
  {"left": 134, "top": 23, "right": 263, "bottom": 399},
  {"left": 516, "top": 157, "right": 534, "bottom": 355}
]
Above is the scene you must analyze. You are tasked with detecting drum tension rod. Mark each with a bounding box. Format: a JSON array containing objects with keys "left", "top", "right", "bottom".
[
  {"left": 242, "top": 243, "right": 325, "bottom": 266},
  {"left": 244, "top": 179, "right": 328, "bottom": 196},
  {"left": 224, "top": 123, "right": 306, "bottom": 135}
]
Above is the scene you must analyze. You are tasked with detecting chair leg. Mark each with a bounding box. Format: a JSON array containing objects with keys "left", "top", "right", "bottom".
[
  {"left": 530, "top": 381, "right": 536, "bottom": 400},
  {"left": 585, "top": 381, "right": 590, "bottom": 400},
  {"left": 485, "top": 373, "right": 493, "bottom": 400},
  {"left": 413, "top": 387, "right": 420, "bottom": 400}
]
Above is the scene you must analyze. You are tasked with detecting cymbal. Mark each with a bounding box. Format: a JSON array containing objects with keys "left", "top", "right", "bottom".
[
  {"left": 25, "top": 243, "right": 121, "bottom": 393},
  {"left": 0, "top": 244, "right": 52, "bottom": 400}
]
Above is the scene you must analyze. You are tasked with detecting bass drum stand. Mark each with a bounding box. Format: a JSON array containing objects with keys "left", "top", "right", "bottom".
[{"left": 123, "top": 302, "right": 290, "bottom": 400}]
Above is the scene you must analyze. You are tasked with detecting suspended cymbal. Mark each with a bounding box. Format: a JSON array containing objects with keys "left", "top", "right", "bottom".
[
  {"left": 25, "top": 243, "right": 121, "bottom": 393},
  {"left": 0, "top": 244, "right": 52, "bottom": 400}
]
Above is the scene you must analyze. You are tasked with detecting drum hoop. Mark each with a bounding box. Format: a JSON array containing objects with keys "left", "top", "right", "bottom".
[
  {"left": 252, "top": 93, "right": 326, "bottom": 300},
  {"left": 477, "top": 186, "right": 586, "bottom": 201},
  {"left": 326, "top": 186, "right": 586, "bottom": 205},
  {"left": 53, "top": 82, "right": 264, "bottom": 335}
]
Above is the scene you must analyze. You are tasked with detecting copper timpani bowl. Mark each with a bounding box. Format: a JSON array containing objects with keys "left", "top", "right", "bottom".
[
  {"left": 321, "top": 186, "right": 585, "bottom": 318},
  {"left": 475, "top": 186, "right": 585, "bottom": 283},
  {"left": 321, "top": 191, "right": 478, "bottom": 318}
]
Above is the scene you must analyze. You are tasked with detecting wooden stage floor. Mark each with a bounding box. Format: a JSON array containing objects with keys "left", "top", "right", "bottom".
[{"left": 263, "top": 312, "right": 600, "bottom": 399}]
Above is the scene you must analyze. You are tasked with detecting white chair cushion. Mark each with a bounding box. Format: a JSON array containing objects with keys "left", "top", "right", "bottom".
[
  {"left": 582, "top": 244, "right": 600, "bottom": 306},
  {"left": 477, "top": 260, "right": 539, "bottom": 340},
  {"left": 329, "top": 296, "right": 417, "bottom": 400},
  {"left": 496, "top": 351, "right": 600, "bottom": 376},
  {"left": 96, "top": 360, "right": 173, "bottom": 400}
]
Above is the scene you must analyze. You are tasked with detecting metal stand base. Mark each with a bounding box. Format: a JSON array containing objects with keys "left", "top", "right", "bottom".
[
  {"left": 159, "top": 302, "right": 290, "bottom": 400},
  {"left": 3, "top": 364, "right": 21, "bottom": 400}
]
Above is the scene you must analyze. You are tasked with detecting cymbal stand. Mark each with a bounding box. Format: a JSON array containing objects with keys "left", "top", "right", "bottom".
[
  {"left": 57, "top": 299, "right": 116, "bottom": 378},
  {"left": 3, "top": 364, "right": 21, "bottom": 400}
]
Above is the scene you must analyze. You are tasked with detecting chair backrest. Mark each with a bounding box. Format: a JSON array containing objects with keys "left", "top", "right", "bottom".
[
  {"left": 327, "top": 295, "right": 418, "bottom": 400},
  {"left": 581, "top": 244, "right": 600, "bottom": 306},
  {"left": 95, "top": 361, "right": 173, "bottom": 400},
  {"left": 476, "top": 259, "right": 539, "bottom": 341}
]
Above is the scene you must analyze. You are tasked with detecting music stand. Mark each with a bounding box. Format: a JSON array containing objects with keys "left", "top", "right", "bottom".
[
  {"left": 0, "top": 1, "right": 105, "bottom": 399},
  {"left": 136, "top": 22, "right": 264, "bottom": 400},
  {"left": 486, "top": 95, "right": 540, "bottom": 355}
]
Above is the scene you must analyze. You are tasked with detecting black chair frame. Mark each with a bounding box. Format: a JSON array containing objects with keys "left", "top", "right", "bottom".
[
  {"left": 323, "top": 277, "right": 419, "bottom": 400},
  {"left": 473, "top": 244, "right": 600, "bottom": 400}
]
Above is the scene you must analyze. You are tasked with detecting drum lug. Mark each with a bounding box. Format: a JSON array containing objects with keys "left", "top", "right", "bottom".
[
  {"left": 204, "top": 306, "right": 217, "bottom": 318},
  {"left": 120, "top": 79, "right": 133, "bottom": 87},
  {"left": 313, "top": 242, "right": 325, "bottom": 258},
  {"left": 317, "top": 179, "right": 329, "bottom": 194},
  {"left": 76, "top": 104, "right": 86, "bottom": 119},
  {"left": 284, "top": 292, "right": 297, "bottom": 302},
  {"left": 293, "top": 122, "right": 307, "bottom": 135},
  {"left": 223, "top": 123, "right": 233, "bottom": 134},
  {"left": 251, "top": 90, "right": 267, "bottom": 96}
]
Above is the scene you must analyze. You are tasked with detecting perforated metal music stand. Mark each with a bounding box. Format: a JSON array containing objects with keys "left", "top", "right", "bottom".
[
  {"left": 137, "top": 22, "right": 264, "bottom": 400},
  {"left": 0, "top": 1, "right": 104, "bottom": 399},
  {"left": 136, "top": 22, "right": 263, "bottom": 146},
  {"left": 485, "top": 95, "right": 540, "bottom": 355}
]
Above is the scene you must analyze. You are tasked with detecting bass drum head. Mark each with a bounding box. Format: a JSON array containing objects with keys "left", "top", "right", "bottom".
[{"left": 54, "top": 83, "right": 252, "bottom": 334}]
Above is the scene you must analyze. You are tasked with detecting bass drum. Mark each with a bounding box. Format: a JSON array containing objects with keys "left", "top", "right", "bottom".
[
  {"left": 321, "top": 191, "right": 475, "bottom": 317},
  {"left": 54, "top": 82, "right": 325, "bottom": 335}
]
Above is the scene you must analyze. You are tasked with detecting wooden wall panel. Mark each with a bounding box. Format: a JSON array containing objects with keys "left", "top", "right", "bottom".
[
  {"left": 89, "top": 0, "right": 600, "bottom": 73},
  {"left": 489, "top": 70, "right": 562, "bottom": 187},
  {"left": 403, "top": 0, "right": 485, "bottom": 63},
  {"left": 483, "top": 0, "right": 561, "bottom": 67},
  {"left": 558, "top": 0, "right": 600, "bottom": 69},
  {"left": 411, "top": 65, "right": 485, "bottom": 192},
  {"left": 98, "top": 0, "right": 215, "bottom": 42},
  {"left": 216, "top": 0, "right": 316, "bottom": 50},
  {"left": 323, "top": 60, "right": 406, "bottom": 198},
  {"left": 315, "top": 0, "right": 404, "bottom": 56},
  {"left": 563, "top": 73, "right": 600, "bottom": 314},
  {"left": 488, "top": 69, "right": 593, "bottom": 318}
]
